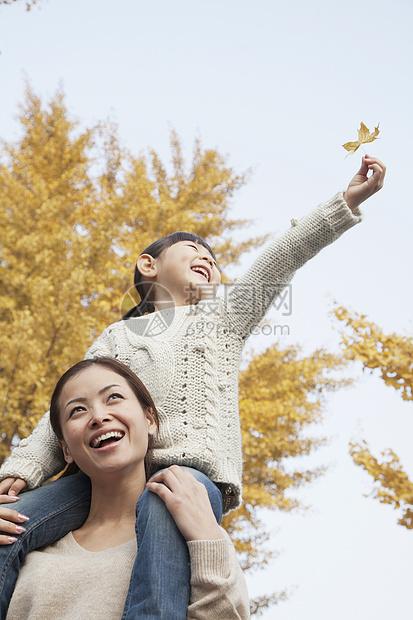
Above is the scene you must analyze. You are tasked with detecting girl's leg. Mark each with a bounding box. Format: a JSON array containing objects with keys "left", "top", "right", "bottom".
[
  {"left": 122, "top": 467, "right": 223, "bottom": 620},
  {"left": 0, "top": 472, "right": 91, "bottom": 617}
]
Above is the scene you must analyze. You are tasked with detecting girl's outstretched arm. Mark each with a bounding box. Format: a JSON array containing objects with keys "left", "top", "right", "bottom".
[
  {"left": 225, "top": 157, "right": 385, "bottom": 340},
  {"left": 343, "top": 156, "right": 386, "bottom": 212}
]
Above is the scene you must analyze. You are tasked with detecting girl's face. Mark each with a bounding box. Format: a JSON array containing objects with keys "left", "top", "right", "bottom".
[
  {"left": 150, "top": 241, "right": 221, "bottom": 307},
  {"left": 58, "top": 366, "right": 156, "bottom": 480}
]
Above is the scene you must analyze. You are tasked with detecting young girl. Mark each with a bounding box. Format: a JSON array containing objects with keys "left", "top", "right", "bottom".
[
  {"left": 0, "top": 156, "right": 385, "bottom": 617},
  {"left": 6, "top": 357, "right": 249, "bottom": 619}
]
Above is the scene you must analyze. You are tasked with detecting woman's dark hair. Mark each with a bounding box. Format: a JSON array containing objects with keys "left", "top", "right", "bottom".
[
  {"left": 122, "top": 232, "right": 216, "bottom": 319},
  {"left": 50, "top": 357, "right": 160, "bottom": 480}
]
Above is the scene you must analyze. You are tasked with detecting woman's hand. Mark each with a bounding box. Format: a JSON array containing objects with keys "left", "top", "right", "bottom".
[
  {"left": 0, "top": 506, "right": 29, "bottom": 545},
  {"left": 0, "top": 478, "right": 29, "bottom": 544},
  {"left": 343, "top": 155, "right": 386, "bottom": 212},
  {"left": 146, "top": 466, "right": 224, "bottom": 542}
]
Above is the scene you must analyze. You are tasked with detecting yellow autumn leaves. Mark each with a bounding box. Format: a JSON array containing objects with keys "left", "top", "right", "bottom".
[
  {"left": 335, "top": 306, "right": 413, "bottom": 529},
  {"left": 343, "top": 122, "right": 380, "bottom": 155}
]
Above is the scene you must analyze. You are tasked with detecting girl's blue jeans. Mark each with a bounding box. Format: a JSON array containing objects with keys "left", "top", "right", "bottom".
[{"left": 0, "top": 467, "right": 223, "bottom": 619}]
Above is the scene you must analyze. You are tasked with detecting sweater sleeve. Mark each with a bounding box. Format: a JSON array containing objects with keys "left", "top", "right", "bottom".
[
  {"left": 0, "top": 411, "right": 65, "bottom": 489},
  {"left": 0, "top": 327, "right": 116, "bottom": 489},
  {"left": 187, "top": 529, "right": 250, "bottom": 619},
  {"left": 225, "top": 192, "right": 362, "bottom": 339}
]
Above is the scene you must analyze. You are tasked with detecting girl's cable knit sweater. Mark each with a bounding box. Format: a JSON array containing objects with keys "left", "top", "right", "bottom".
[{"left": 0, "top": 193, "right": 362, "bottom": 513}]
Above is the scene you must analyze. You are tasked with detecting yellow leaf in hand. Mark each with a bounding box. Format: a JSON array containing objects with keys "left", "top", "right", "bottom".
[{"left": 342, "top": 122, "right": 380, "bottom": 155}]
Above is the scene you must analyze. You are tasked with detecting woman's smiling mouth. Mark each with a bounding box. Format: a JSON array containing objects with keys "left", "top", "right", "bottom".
[{"left": 90, "top": 430, "right": 125, "bottom": 449}]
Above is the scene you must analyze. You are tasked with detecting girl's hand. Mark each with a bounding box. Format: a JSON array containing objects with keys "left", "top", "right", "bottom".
[
  {"left": 0, "top": 506, "right": 30, "bottom": 545},
  {"left": 0, "top": 477, "right": 27, "bottom": 497},
  {"left": 343, "top": 156, "right": 386, "bottom": 212},
  {"left": 146, "top": 466, "right": 224, "bottom": 542}
]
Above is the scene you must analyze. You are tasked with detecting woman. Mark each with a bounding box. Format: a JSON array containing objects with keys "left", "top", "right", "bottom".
[{"left": 2, "top": 358, "right": 249, "bottom": 619}]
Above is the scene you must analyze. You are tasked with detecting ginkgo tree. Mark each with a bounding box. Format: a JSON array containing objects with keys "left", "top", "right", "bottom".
[
  {"left": 226, "top": 344, "right": 351, "bottom": 564},
  {"left": 1, "top": 0, "right": 38, "bottom": 9},
  {"left": 0, "top": 85, "right": 252, "bottom": 462},
  {"left": 0, "top": 86, "right": 352, "bottom": 614},
  {"left": 334, "top": 306, "right": 413, "bottom": 529}
]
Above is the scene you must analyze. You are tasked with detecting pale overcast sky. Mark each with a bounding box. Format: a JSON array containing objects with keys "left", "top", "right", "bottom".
[{"left": 1, "top": 1, "right": 412, "bottom": 617}]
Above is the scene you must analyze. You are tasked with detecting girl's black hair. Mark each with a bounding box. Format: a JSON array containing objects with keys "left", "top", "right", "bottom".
[
  {"left": 122, "top": 232, "right": 216, "bottom": 319},
  {"left": 50, "top": 357, "right": 160, "bottom": 480}
]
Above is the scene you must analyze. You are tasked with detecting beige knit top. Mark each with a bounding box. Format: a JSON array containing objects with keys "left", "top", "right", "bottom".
[
  {"left": 6, "top": 529, "right": 250, "bottom": 619},
  {"left": 0, "top": 193, "right": 362, "bottom": 513}
]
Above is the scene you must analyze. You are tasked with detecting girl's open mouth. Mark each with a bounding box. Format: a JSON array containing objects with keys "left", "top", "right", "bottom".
[{"left": 191, "top": 266, "right": 210, "bottom": 282}]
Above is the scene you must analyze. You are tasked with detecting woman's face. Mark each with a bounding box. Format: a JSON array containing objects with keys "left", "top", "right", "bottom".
[{"left": 58, "top": 366, "right": 156, "bottom": 480}]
